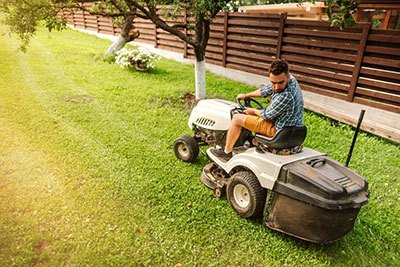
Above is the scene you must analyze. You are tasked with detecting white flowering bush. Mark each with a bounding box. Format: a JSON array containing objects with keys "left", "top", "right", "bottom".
[{"left": 115, "top": 47, "right": 160, "bottom": 71}]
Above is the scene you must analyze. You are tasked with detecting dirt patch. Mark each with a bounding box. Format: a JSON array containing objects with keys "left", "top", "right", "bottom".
[
  {"left": 35, "top": 240, "right": 52, "bottom": 255},
  {"left": 181, "top": 92, "right": 196, "bottom": 109},
  {"left": 28, "top": 240, "right": 52, "bottom": 265},
  {"left": 63, "top": 95, "right": 94, "bottom": 104},
  {"left": 160, "top": 92, "right": 197, "bottom": 110}
]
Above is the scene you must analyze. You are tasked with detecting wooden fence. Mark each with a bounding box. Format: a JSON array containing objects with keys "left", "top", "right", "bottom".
[{"left": 62, "top": 9, "right": 400, "bottom": 114}]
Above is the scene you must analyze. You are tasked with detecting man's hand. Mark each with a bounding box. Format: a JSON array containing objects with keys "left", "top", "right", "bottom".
[
  {"left": 245, "top": 108, "right": 260, "bottom": 116},
  {"left": 237, "top": 93, "right": 247, "bottom": 100}
]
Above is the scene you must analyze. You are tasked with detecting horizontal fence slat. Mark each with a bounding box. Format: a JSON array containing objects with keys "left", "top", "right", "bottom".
[
  {"left": 282, "top": 46, "right": 356, "bottom": 62},
  {"left": 301, "top": 84, "right": 348, "bottom": 100},
  {"left": 228, "top": 35, "right": 277, "bottom": 46},
  {"left": 360, "top": 67, "right": 400, "bottom": 82},
  {"left": 363, "top": 56, "right": 400, "bottom": 68},
  {"left": 356, "top": 87, "right": 400, "bottom": 103},
  {"left": 357, "top": 77, "right": 400, "bottom": 92},
  {"left": 283, "top": 36, "right": 359, "bottom": 51},
  {"left": 284, "top": 27, "right": 361, "bottom": 40},
  {"left": 228, "top": 27, "right": 278, "bottom": 37},
  {"left": 290, "top": 65, "right": 352, "bottom": 82},
  {"left": 368, "top": 31, "right": 400, "bottom": 43},
  {"left": 285, "top": 19, "right": 365, "bottom": 30},
  {"left": 228, "top": 19, "right": 280, "bottom": 28},
  {"left": 228, "top": 12, "right": 282, "bottom": 19},
  {"left": 225, "top": 63, "right": 267, "bottom": 76},
  {"left": 227, "top": 42, "right": 276, "bottom": 54},
  {"left": 206, "top": 46, "right": 223, "bottom": 54},
  {"left": 353, "top": 97, "right": 399, "bottom": 114},
  {"left": 296, "top": 75, "right": 349, "bottom": 92},
  {"left": 283, "top": 54, "right": 354, "bottom": 72},
  {"left": 227, "top": 50, "right": 273, "bottom": 62},
  {"left": 365, "top": 45, "right": 400, "bottom": 56},
  {"left": 226, "top": 56, "right": 270, "bottom": 69}
]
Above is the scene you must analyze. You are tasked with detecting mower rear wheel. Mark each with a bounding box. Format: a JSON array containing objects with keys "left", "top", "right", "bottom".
[
  {"left": 173, "top": 135, "right": 199, "bottom": 162},
  {"left": 227, "top": 171, "right": 267, "bottom": 218}
]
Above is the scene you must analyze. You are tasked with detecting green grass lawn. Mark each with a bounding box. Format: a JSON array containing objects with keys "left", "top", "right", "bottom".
[{"left": 0, "top": 23, "right": 399, "bottom": 266}]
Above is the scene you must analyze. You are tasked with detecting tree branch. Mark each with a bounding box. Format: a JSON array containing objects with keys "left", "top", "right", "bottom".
[{"left": 126, "top": 0, "right": 197, "bottom": 47}]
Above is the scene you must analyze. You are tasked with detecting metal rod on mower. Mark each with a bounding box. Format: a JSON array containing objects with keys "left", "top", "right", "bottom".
[{"left": 346, "top": 110, "right": 365, "bottom": 167}]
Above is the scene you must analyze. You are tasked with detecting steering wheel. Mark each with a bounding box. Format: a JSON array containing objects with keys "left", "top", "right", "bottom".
[{"left": 237, "top": 97, "right": 264, "bottom": 110}]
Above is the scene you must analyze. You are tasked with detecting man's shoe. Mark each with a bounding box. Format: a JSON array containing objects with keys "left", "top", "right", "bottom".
[{"left": 211, "top": 148, "right": 232, "bottom": 162}]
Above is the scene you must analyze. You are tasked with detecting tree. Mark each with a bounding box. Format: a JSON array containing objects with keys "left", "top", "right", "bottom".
[
  {"left": 130, "top": 0, "right": 230, "bottom": 100},
  {"left": 0, "top": 1, "right": 142, "bottom": 55},
  {"left": 1, "top": 1, "right": 359, "bottom": 100}
]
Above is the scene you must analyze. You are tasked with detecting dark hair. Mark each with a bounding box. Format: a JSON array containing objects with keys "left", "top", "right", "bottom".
[{"left": 269, "top": 59, "right": 289, "bottom": 75}]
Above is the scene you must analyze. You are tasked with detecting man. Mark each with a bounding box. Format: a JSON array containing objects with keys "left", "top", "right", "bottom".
[{"left": 211, "top": 59, "right": 304, "bottom": 161}]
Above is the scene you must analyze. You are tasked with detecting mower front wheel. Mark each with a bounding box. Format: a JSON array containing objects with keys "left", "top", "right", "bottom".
[
  {"left": 173, "top": 135, "right": 199, "bottom": 162},
  {"left": 214, "top": 187, "right": 225, "bottom": 198},
  {"left": 227, "top": 171, "right": 267, "bottom": 219}
]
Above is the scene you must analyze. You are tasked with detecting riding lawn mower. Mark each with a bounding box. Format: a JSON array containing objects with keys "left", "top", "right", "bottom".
[{"left": 173, "top": 98, "right": 369, "bottom": 244}]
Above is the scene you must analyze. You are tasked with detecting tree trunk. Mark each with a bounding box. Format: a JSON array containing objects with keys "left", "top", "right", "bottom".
[
  {"left": 104, "top": 35, "right": 128, "bottom": 57},
  {"left": 194, "top": 59, "right": 206, "bottom": 100},
  {"left": 104, "top": 15, "right": 139, "bottom": 57}
]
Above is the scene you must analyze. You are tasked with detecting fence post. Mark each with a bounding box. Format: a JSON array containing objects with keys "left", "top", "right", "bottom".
[
  {"left": 96, "top": 15, "right": 99, "bottom": 33},
  {"left": 154, "top": 23, "right": 158, "bottom": 48},
  {"left": 83, "top": 10, "right": 86, "bottom": 29},
  {"left": 72, "top": 11, "right": 76, "bottom": 27},
  {"left": 347, "top": 23, "right": 370, "bottom": 102},
  {"left": 111, "top": 19, "right": 115, "bottom": 35},
  {"left": 276, "top": 12, "right": 287, "bottom": 59},
  {"left": 183, "top": 9, "right": 188, "bottom": 58},
  {"left": 222, "top": 11, "right": 228, "bottom": 67}
]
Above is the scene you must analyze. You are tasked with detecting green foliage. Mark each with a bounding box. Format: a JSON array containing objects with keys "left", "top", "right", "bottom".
[
  {"left": 1, "top": 22, "right": 399, "bottom": 267},
  {"left": 102, "top": 53, "right": 117, "bottom": 64},
  {"left": 1, "top": 0, "right": 67, "bottom": 52},
  {"left": 326, "top": 0, "right": 359, "bottom": 29}
]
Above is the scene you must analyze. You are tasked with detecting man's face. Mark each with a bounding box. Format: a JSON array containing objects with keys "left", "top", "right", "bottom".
[{"left": 269, "top": 72, "right": 289, "bottom": 93}]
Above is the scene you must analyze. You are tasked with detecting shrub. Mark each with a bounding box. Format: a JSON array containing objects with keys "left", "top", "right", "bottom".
[{"left": 115, "top": 47, "right": 160, "bottom": 71}]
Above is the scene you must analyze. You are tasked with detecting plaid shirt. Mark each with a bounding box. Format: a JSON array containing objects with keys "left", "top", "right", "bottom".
[{"left": 260, "top": 75, "right": 304, "bottom": 129}]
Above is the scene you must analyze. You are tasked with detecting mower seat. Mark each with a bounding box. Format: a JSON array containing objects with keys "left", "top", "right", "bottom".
[{"left": 255, "top": 126, "right": 307, "bottom": 149}]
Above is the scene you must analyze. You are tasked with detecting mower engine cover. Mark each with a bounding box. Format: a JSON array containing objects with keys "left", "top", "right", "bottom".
[{"left": 188, "top": 99, "right": 239, "bottom": 131}]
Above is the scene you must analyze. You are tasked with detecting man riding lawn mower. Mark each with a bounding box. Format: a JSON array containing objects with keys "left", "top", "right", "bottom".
[
  {"left": 210, "top": 59, "right": 303, "bottom": 162},
  {"left": 173, "top": 60, "right": 369, "bottom": 244}
]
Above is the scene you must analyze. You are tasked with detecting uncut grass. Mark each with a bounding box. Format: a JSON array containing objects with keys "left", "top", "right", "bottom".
[{"left": 0, "top": 25, "right": 399, "bottom": 266}]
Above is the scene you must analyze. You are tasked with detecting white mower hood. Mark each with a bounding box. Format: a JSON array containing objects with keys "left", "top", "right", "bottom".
[{"left": 188, "top": 99, "right": 239, "bottom": 131}]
